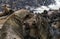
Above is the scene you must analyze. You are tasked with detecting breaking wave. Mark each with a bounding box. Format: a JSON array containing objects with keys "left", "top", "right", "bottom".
[{"left": 34, "top": 0, "right": 60, "bottom": 13}]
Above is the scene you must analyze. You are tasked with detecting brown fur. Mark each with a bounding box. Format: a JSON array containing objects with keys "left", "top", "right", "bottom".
[{"left": 0, "top": 9, "right": 49, "bottom": 39}]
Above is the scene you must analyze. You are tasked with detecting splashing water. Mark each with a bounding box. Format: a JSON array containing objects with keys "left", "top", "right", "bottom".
[
  {"left": 48, "top": 0, "right": 60, "bottom": 10},
  {"left": 33, "top": 0, "right": 60, "bottom": 13}
]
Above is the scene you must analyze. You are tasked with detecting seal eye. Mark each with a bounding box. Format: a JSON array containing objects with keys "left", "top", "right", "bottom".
[
  {"left": 53, "top": 22, "right": 56, "bottom": 25},
  {"left": 23, "top": 14, "right": 30, "bottom": 20},
  {"left": 32, "top": 21, "right": 36, "bottom": 25},
  {"left": 23, "top": 22, "right": 26, "bottom": 25},
  {"left": 14, "top": 38, "right": 16, "bottom": 39}
]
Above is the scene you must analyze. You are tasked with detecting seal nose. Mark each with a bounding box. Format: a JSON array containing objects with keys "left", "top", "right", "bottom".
[
  {"left": 32, "top": 21, "right": 36, "bottom": 25},
  {"left": 23, "top": 22, "right": 26, "bottom": 25}
]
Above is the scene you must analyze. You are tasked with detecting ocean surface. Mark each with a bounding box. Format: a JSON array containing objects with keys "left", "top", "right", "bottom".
[{"left": 0, "top": 0, "right": 60, "bottom": 13}]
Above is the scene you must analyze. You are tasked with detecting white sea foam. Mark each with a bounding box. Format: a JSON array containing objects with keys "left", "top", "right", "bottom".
[
  {"left": 48, "top": 0, "right": 60, "bottom": 10},
  {"left": 33, "top": 0, "right": 60, "bottom": 13}
]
